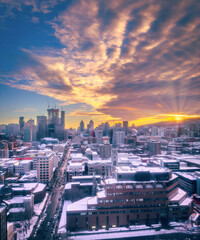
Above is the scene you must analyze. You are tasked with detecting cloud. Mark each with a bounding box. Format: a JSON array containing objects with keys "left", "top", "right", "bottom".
[
  {"left": 31, "top": 17, "right": 39, "bottom": 23},
  {"left": 1, "top": 0, "right": 200, "bottom": 125}
]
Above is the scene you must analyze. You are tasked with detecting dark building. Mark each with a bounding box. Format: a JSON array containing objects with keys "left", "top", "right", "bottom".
[
  {"left": 61, "top": 111, "right": 65, "bottom": 128},
  {"left": 0, "top": 206, "right": 7, "bottom": 240},
  {"left": 175, "top": 172, "right": 198, "bottom": 195},
  {"left": 80, "top": 120, "right": 84, "bottom": 132},
  {"left": 123, "top": 121, "right": 128, "bottom": 134},
  {"left": 148, "top": 141, "right": 161, "bottom": 155},
  {"left": 104, "top": 122, "right": 109, "bottom": 136},
  {"left": 47, "top": 108, "right": 59, "bottom": 138},
  {"left": 19, "top": 116, "right": 25, "bottom": 137},
  {"left": 99, "top": 144, "right": 111, "bottom": 159},
  {"left": 47, "top": 108, "right": 65, "bottom": 140},
  {"left": 161, "top": 159, "right": 180, "bottom": 171},
  {"left": 19, "top": 117, "right": 24, "bottom": 130},
  {"left": 37, "top": 116, "right": 47, "bottom": 140},
  {"left": 66, "top": 167, "right": 192, "bottom": 231}
]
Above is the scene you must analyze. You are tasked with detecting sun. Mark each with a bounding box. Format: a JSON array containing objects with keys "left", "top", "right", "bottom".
[{"left": 173, "top": 115, "right": 185, "bottom": 121}]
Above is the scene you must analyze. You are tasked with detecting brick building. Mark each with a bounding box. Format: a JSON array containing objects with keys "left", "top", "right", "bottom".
[{"left": 66, "top": 167, "right": 192, "bottom": 231}]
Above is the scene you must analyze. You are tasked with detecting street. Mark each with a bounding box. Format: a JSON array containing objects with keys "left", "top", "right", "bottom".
[{"left": 29, "top": 147, "right": 70, "bottom": 240}]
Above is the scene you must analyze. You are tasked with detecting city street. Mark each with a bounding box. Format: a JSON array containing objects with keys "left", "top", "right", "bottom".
[{"left": 29, "top": 147, "right": 70, "bottom": 240}]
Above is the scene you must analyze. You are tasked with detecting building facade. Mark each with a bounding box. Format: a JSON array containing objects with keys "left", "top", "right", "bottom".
[
  {"left": 37, "top": 152, "right": 53, "bottom": 183},
  {"left": 66, "top": 167, "right": 192, "bottom": 231},
  {"left": 0, "top": 206, "right": 7, "bottom": 240}
]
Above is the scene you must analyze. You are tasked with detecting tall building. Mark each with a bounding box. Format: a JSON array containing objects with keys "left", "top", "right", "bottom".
[
  {"left": 99, "top": 144, "right": 111, "bottom": 159},
  {"left": 48, "top": 108, "right": 59, "bottom": 125},
  {"left": 87, "top": 120, "right": 94, "bottom": 133},
  {"left": 112, "top": 131, "right": 125, "bottom": 146},
  {"left": 80, "top": 120, "right": 84, "bottom": 132},
  {"left": 0, "top": 206, "right": 7, "bottom": 240},
  {"left": 123, "top": 121, "right": 128, "bottom": 134},
  {"left": 24, "top": 119, "right": 37, "bottom": 142},
  {"left": 104, "top": 122, "right": 110, "bottom": 136},
  {"left": 37, "top": 116, "right": 47, "bottom": 140},
  {"left": 47, "top": 108, "right": 65, "bottom": 140},
  {"left": 95, "top": 130, "right": 103, "bottom": 144},
  {"left": 19, "top": 117, "right": 25, "bottom": 130},
  {"left": 61, "top": 111, "right": 65, "bottom": 128},
  {"left": 47, "top": 108, "right": 59, "bottom": 138},
  {"left": 148, "top": 141, "right": 161, "bottom": 155},
  {"left": 37, "top": 152, "right": 54, "bottom": 183}
]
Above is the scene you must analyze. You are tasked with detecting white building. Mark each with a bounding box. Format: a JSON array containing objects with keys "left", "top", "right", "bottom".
[
  {"left": 14, "top": 160, "right": 32, "bottom": 175},
  {"left": 95, "top": 130, "right": 103, "bottom": 144},
  {"left": 37, "top": 152, "right": 54, "bottom": 183},
  {"left": 113, "top": 131, "right": 125, "bottom": 146}
]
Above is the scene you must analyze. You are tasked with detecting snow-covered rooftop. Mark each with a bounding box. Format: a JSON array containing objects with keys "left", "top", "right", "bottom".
[{"left": 67, "top": 197, "right": 91, "bottom": 212}]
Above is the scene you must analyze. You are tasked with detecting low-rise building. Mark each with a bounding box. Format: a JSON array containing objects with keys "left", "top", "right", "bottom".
[{"left": 66, "top": 167, "right": 192, "bottom": 231}]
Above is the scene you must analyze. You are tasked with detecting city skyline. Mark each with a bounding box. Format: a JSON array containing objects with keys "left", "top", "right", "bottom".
[{"left": 0, "top": 0, "right": 200, "bottom": 128}]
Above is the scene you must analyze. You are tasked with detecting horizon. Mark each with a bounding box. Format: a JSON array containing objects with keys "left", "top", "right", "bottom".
[
  {"left": 0, "top": 0, "right": 200, "bottom": 129},
  {"left": 1, "top": 110, "right": 200, "bottom": 129}
]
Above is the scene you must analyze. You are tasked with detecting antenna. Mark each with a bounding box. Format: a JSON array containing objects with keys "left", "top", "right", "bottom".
[{"left": 47, "top": 97, "right": 50, "bottom": 109}]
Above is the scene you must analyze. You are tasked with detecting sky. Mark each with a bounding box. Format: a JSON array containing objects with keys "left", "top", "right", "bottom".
[{"left": 0, "top": 0, "right": 200, "bottom": 128}]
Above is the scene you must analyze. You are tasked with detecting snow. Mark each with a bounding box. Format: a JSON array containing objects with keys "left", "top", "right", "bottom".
[
  {"left": 88, "top": 196, "right": 98, "bottom": 205},
  {"left": 67, "top": 197, "right": 91, "bottom": 212},
  {"left": 170, "top": 188, "right": 187, "bottom": 202},
  {"left": 33, "top": 183, "right": 46, "bottom": 193},
  {"left": 65, "top": 183, "right": 72, "bottom": 190},
  {"left": 14, "top": 192, "right": 49, "bottom": 239},
  {"left": 58, "top": 200, "right": 71, "bottom": 233},
  {"left": 9, "top": 207, "right": 25, "bottom": 213},
  {"left": 24, "top": 183, "right": 38, "bottom": 190},
  {"left": 34, "top": 192, "right": 49, "bottom": 216},
  {"left": 180, "top": 197, "right": 193, "bottom": 206},
  {"left": 5, "top": 196, "right": 24, "bottom": 205},
  {"left": 105, "top": 179, "right": 117, "bottom": 184},
  {"left": 97, "top": 191, "right": 106, "bottom": 198},
  {"left": 156, "top": 184, "right": 163, "bottom": 188}
]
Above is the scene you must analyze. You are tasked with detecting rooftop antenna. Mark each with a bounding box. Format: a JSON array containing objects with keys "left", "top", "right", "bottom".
[{"left": 47, "top": 98, "right": 50, "bottom": 109}]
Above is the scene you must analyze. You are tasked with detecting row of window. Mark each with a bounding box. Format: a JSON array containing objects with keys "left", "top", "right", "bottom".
[
  {"left": 69, "top": 208, "right": 163, "bottom": 216},
  {"left": 98, "top": 197, "right": 167, "bottom": 204},
  {"left": 107, "top": 191, "right": 165, "bottom": 197},
  {"left": 106, "top": 185, "right": 165, "bottom": 190}
]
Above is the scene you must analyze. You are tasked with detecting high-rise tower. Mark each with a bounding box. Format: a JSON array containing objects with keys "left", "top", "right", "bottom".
[{"left": 61, "top": 111, "right": 65, "bottom": 128}]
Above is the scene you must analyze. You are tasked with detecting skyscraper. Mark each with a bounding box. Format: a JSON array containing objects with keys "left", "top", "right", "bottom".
[
  {"left": 104, "top": 122, "right": 109, "bottom": 136},
  {"left": 37, "top": 116, "right": 47, "bottom": 140},
  {"left": 19, "top": 116, "right": 25, "bottom": 130},
  {"left": 80, "top": 120, "right": 84, "bottom": 132},
  {"left": 61, "top": 111, "right": 65, "bottom": 128},
  {"left": 19, "top": 116, "right": 25, "bottom": 137},
  {"left": 87, "top": 120, "right": 94, "bottom": 133},
  {"left": 99, "top": 144, "right": 111, "bottom": 159},
  {"left": 123, "top": 121, "right": 128, "bottom": 134}
]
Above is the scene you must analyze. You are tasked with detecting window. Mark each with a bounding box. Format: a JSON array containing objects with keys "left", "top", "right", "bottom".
[
  {"left": 126, "top": 185, "right": 133, "bottom": 189},
  {"left": 137, "top": 198, "right": 143, "bottom": 202}
]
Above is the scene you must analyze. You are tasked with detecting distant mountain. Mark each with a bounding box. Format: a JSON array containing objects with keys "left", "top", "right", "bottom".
[{"left": 137, "top": 117, "right": 200, "bottom": 128}]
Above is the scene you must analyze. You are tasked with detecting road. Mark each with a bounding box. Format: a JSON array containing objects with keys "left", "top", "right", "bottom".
[{"left": 29, "top": 147, "right": 70, "bottom": 240}]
